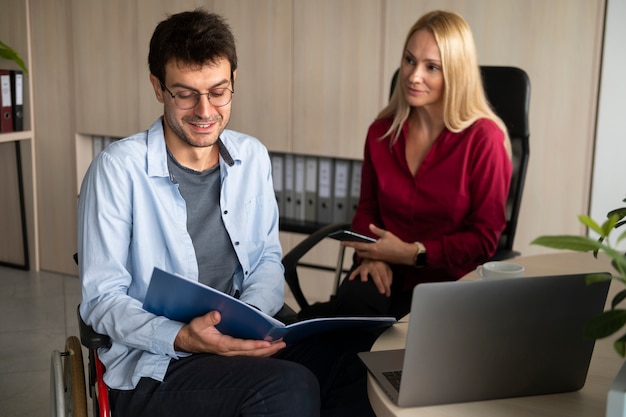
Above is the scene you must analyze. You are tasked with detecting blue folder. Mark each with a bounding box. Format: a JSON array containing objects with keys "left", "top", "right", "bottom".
[{"left": 143, "top": 267, "right": 396, "bottom": 344}]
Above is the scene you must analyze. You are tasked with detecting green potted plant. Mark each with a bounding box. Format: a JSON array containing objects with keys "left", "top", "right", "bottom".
[
  {"left": 0, "top": 41, "right": 28, "bottom": 75},
  {"left": 532, "top": 198, "right": 626, "bottom": 356}
]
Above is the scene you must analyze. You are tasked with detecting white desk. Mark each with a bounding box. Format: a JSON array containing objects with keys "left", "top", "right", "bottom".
[{"left": 368, "top": 252, "right": 624, "bottom": 417}]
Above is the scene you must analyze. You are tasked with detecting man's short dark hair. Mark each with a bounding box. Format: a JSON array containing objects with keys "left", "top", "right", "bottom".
[{"left": 148, "top": 9, "right": 237, "bottom": 85}]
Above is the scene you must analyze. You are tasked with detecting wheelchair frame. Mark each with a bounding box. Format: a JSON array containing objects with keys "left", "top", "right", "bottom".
[{"left": 50, "top": 307, "right": 112, "bottom": 417}]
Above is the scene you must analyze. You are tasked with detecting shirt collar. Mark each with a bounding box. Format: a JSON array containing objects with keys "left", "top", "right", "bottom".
[
  {"left": 217, "top": 138, "right": 235, "bottom": 167},
  {"left": 147, "top": 117, "right": 236, "bottom": 178}
]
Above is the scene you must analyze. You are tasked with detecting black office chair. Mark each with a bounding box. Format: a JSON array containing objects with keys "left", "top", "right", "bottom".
[
  {"left": 476, "top": 66, "right": 530, "bottom": 259},
  {"left": 283, "top": 66, "right": 530, "bottom": 310}
]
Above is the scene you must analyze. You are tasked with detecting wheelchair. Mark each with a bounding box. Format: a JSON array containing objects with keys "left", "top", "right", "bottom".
[
  {"left": 50, "top": 304, "right": 297, "bottom": 417},
  {"left": 50, "top": 306, "right": 112, "bottom": 417},
  {"left": 51, "top": 254, "right": 296, "bottom": 416}
]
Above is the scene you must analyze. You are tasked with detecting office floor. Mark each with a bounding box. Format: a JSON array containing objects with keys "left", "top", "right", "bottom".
[{"left": 0, "top": 265, "right": 82, "bottom": 417}]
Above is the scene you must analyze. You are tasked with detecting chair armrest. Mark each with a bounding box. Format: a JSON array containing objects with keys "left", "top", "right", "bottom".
[
  {"left": 77, "top": 305, "right": 112, "bottom": 350},
  {"left": 274, "top": 304, "right": 298, "bottom": 325},
  {"left": 282, "top": 222, "right": 351, "bottom": 309}
]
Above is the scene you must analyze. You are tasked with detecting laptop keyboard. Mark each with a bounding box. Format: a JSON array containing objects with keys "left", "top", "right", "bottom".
[{"left": 383, "top": 370, "right": 402, "bottom": 391}]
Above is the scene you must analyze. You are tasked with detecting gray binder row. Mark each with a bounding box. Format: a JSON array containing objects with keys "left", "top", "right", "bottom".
[
  {"left": 92, "top": 136, "right": 120, "bottom": 157},
  {"left": 269, "top": 151, "right": 362, "bottom": 224}
]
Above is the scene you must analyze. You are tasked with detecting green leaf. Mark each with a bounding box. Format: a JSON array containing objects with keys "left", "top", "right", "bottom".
[
  {"left": 531, "top": 235, "right": 604, "bottom": 252},
  {"left": 602, "top": 215, "right": 620, "bottom": 236},
  {"left": 586, "top": 273, "right": 613, "bottom": 285},
  {"left": 611, "top": 254, "right": 626, "bottom": 278},
  {"left": 579, "top": 214, "right": 604, "bottom": 236},
  {"left": 533, "top": 235, "right": 626, "bottom": 276},
  {"left": 584, "top": 309, "right": 626, "bottom": 339},
  {"left": 612, "top": 289, "right": 626, "bottom": 310},
  {"left": 614, "top": 333, "right": 626, "bottom": 357},
  {"left": 0, "top": 41, "right": 29, "bottom": 75},
  {"left": 608, "top": 207, "right": 626, "bottom": 222}
]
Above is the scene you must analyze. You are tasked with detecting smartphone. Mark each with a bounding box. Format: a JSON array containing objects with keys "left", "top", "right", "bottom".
[{"left": 327, "top": 229, "right": 377, "bottom": 243}]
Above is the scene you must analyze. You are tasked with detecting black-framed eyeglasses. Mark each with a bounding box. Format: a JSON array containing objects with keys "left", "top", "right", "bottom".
[{"left": 160, "top": 82, "right": 234, "bottom": 109}]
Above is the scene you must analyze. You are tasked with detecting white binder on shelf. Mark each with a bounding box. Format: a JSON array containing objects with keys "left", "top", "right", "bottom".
[
  {"left": 304, "top": 156, "right": 318, "bottom": 222},
  {"left": 316, "top": 157, "right": 334, "bottom": 224},
  {"left": 103, "top": 136, "right": 114, "bottom": 148},
  {"left": 283, "top": 154, "right": 296, "bottom": 220},
  {"left": 270, "top": 152, "right": 285, "bottom": 216},
  {"left": 348, "top": 160, "right": 363, "bottom": 220},
  {"left": 92, "top": 136, "right": 104, "bottom": 158},
  {"left": 294, "top": 155, "right": 306, "bottom": 221},
  {"left": 332, "top": 158, "right": 351, "bottom": 223}
]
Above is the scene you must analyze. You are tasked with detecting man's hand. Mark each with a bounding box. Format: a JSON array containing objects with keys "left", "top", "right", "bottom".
[{"left": 174, "top": 311, "right": 286, "bottom": 357}]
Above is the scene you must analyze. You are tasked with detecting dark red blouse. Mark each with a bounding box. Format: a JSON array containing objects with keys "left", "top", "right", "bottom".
[{"left": 351, "top": 116, "right": 512, "bottom": 290}]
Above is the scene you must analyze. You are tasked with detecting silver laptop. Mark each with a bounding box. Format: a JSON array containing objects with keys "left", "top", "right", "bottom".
[{"left": 358, "top": 272, "right": 611, "bottom": 407}]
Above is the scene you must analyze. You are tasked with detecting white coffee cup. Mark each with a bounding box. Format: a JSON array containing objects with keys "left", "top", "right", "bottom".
[{"left": 476, "top": 261, "right": 525, "bottom": 280}]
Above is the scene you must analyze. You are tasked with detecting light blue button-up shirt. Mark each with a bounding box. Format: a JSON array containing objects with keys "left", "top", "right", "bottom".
[{"left": 78, "top": 118, "right": 284, "bottom": 390}]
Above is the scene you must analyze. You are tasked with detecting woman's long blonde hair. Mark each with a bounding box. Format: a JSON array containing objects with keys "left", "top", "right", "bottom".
[{"left": 379, "top": 10, "right": 510, "bottom": 156}]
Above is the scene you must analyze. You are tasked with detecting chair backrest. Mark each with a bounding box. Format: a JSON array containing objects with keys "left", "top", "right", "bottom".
[
  {"left": 480, "top": 66, "right": 530, "bottom": 257},
  {"left": 389, "top": 66, "right": 530, "bottom": 258}
]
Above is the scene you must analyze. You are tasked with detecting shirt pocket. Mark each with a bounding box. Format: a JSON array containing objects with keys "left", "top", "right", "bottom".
[{"left": 244, "top": 194, "right": 271, "bottom": 242}]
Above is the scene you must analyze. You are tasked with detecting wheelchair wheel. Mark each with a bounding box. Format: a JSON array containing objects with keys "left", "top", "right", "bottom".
[{"left": 51, "top": 336, "right": 89, "bottom": 417}]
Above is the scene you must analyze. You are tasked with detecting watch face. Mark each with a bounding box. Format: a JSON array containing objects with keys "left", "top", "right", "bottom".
[{"left": 415, "top": 252, "right": 427, "bottom": 267}]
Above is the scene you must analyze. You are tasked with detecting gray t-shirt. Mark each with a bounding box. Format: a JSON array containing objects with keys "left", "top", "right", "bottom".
[{"left": 166, "top": 150, "right": 240, "bottom": 295}]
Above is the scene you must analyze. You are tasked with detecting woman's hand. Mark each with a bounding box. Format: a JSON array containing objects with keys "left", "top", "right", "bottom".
[
  {"left": 342, "top": 224, "right": 416, "bottom": 266},
  {"left": 174, "top": 311, "right": 286, "bottom": 356},
  {"left": 348, "top": 258, "right": 394, "bottom": 296}
]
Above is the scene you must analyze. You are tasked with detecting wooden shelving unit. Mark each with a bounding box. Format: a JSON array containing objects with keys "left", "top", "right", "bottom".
[{"left": 0, "top": 0, "right": 38, "bottom": 270}]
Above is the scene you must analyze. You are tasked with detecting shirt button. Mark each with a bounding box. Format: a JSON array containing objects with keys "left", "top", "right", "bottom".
[
  {"left": 235, "top": 241, "right": 240, "bottom": 246},
  {"left": 223, "top": 210, "right": 228, "bottom": 215},
  {"left": 245, "top": 270, "right": 249, "bottom": 275}
]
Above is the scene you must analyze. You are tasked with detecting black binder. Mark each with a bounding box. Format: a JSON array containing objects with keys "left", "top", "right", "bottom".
[{"left": 10, "top": 70, "right": 23, "bottom": 131}]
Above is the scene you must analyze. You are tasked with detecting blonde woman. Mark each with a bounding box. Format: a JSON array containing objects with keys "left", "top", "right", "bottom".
[{"left": 302, "top": 10, "right": 512, "bottom": 320}]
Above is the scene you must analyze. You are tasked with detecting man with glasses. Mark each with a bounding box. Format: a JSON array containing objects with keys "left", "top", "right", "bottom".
[{"left": 77, "top": 8, "right": 376, "bottom": 417}]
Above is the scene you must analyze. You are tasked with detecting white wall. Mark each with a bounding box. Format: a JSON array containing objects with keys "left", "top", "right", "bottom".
[{"left": 590, "top": 0, "right": 626, "bottom": 248}]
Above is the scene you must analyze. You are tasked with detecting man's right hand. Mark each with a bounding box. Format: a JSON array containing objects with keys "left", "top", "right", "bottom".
[{"left": 174, "top": 310, "right": 286, "bottom": 357}]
